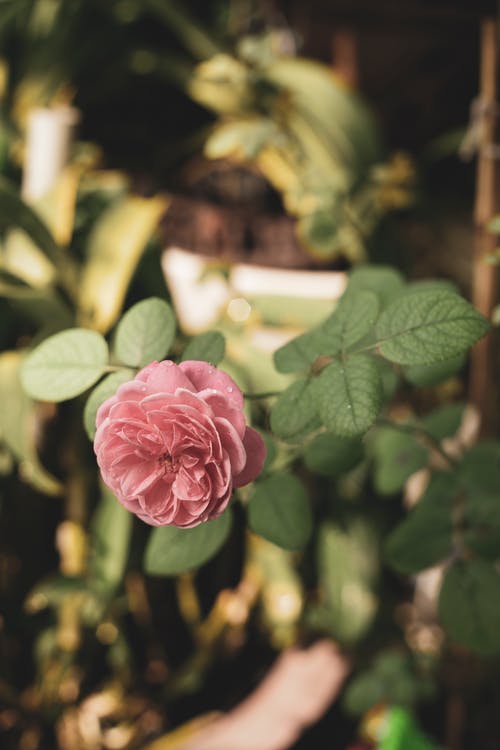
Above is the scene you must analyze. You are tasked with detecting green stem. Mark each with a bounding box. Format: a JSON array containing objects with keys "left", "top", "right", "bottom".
[{"left": 143, "top": 0, "right": 221, "bottom": 60}]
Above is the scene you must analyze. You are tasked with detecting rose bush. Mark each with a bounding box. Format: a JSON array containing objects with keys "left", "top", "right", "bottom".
[{"left": 94, "top": 359, "right": 266, "bottom": 527}]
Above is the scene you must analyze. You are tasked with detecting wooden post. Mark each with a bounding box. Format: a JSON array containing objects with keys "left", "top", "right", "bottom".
[{"left": 469, "top": 18, "right": 500, "bottom": 435}]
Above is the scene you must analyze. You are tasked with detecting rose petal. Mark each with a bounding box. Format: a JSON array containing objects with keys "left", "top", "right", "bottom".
[
  {"left": 179, "top": 361, "right": 243, "bottom": 409},
  {"left": 233, "top": 428, "right": 267, "bottom": 487}
]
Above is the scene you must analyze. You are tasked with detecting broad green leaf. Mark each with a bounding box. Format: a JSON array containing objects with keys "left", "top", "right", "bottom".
[
  {"left": 144, "top": 511, "right": 232, "bottom": 576},
  {"left": 400, "top": 279, "right": 459, "bottom": 297},
  {"left": 317, "top": 517, "right": 378, "bottom": 645},
  {"left": 274, "top": 325, "right": 331, "bottom": 374},
  {"left": 83, "top": 369, "right": 135, "bottom": 440},
  {"left": 376, "top": 290, "right": 489, "bottom": 365},
  {"left": 114, "top": 297, "right": 175, "bottom": 367},
  {"left": 385, "top": 473, "right": 456, "bottom": 573},
  {"left": 371, "top": 426, "right": 427, "bottom": 495},
  {"left": 314, "top": 354, "right": 382, "bottom": 436},
  {"left": 321, "top": 289, "right": 379, "bottom": 351},
  {"left": 248, "top": 473, "right": 312, "bottom": 551},
  {"left": 88, "top": 484, "right": 133, "bottom": 591},
  {"left": 181, "top": 330, "right": 226, "bottom": 364},
  {"left": 403, "top": 354, "right": 465, "bottom": 387},
  {"left": 439, "top": 559, "right": 500, "bottom": 654},
  {"left": 0, "top": 351, "right": 62, "bottom": 495},
  {"left": 422, "top": 403, "right": 464, "bottom": 442},
  {"left": 270, "top": 378, "right": 319, "bottom": 442},
  {"left": 21, "top": 328, "right": 109, "bottom": 402},
  {"left": 304, "top": 432, "right": 363, "bottom": 477},
  {"left": 348, "top": 265, "right": 405, "bottom": 308},
  {"left": 78, "top": 194, "right": 168, "bottom": 333},
  {"left": 273, "top": 289, "right": 379, "bottom": 374}
]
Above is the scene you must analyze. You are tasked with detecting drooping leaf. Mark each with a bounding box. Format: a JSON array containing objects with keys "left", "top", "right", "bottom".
[
  {"left": 314, "top": 354, "right": 382, "bottom": 437},
  {"left": 0, "top": 351, "right": 62, "bottom": 495},
  {"left": 439, "top": 559, "right": 500, "bottom": 654},
  {"left": 304, "top": 432, "right": 364, "bottom": 477},
  {"left": 21, "top": 328, "right": 109, "bottom": 402},
  {"left": 385, "top": 473, "right": 456, "bottom": 573},
  {"left": 376, "top": 290, "right": 489, "bottom": 365},
  {"left": 181, "top": 330, "right": 226, "bottom": 364},
  {"left": 144, "top": 511, "right": 232, "bottom": 576},
  {"left": 83, "top": 369, "right": 135, "bottom": 441},
  {"left": 371, "top": 426, "right": 427, "bottom": 495},
  {"left": 88, "top": 483, "right": 133, "bottom": 592},
  {"left": 114, "top": 297, "right": 175, "bottom": 368},
  {"left": 270, "top": 378, "right": 319, "bottom": 442},
  {"left": 248, "top": 473, "right": 312, "bottom": 551},
  {"left": 78, "top": 194, "right": 168, "bottom": 333},
  {"left": 0, "top": 176, "right": 60, "bottom": 264}
]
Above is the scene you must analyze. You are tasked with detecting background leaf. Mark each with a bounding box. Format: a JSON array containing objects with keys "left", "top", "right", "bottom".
[
  {"left": 21, "top": 328, "right": 109, "bottom": 402},
  {"left": 371, "top": 426, "right": 428, "bottom": 495},
  {"left": 385, "top": 473, "right": 456, "bottom": 573},
  {"left": 144, "top": 511, "right": 232, "bottom": 576},
  {"left": 114, "top": 297, "right": 175, "bottom": 367},
  {"left": 376, "top": 290, "right": 489, "bottom": 365},
  {"left": 248, "top": 473, "right": 312, "bottom": 550},
  {"left": 88, "top": 483, "right": 133, "bottom": 592},
  {"left": 347, "top": 265, "right": 405, "bottom": 308},
  {"left": 439, "top": 559, "right": 500, "bottom": 654},
  {"left": 304, "top": 432, "right": 364, "bottom": 477},
  {"left": 314, "top": 354, "right": 382, "bottom": 436},
  {"left": 181, "top": 330, "right": 226, "bottom": 364}
]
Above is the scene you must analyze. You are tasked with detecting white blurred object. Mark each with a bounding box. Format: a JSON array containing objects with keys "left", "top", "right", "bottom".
[
  {"left": 22, "top": 105, "right": 79, "bottom": 201},
  {"left": 162, "top": 246, "right": 347, "bottom": 335}
]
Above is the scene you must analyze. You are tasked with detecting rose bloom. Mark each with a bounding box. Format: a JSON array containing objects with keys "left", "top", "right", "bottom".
[{"left": 94, "top": 360, "right": 266, "bottom": 528}]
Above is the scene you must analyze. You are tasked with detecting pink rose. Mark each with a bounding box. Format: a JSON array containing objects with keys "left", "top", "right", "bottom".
[{"left": 94, "top": 360, "right": 266, "bottom": 528}]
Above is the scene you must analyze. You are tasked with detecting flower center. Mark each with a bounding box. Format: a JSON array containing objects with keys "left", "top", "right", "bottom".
[{"left": 161, "top": 453, "right": 177, "bottom": 473}]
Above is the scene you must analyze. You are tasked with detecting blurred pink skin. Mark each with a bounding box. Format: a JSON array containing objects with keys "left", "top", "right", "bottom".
[{"left": 94, "top": 360, "right": 266, "bottom": 528}]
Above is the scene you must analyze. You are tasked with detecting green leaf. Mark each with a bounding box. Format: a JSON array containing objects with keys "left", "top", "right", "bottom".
[
  {"left": 385, "top": 473, "right": 456, "bottom": 573},
  {"left": 114, "top": 297, "right": 175, "bottom": 367},
  {"left": 274, "top": 325, "right": 331, "bottom": 374},
  {"left": 422, "top": 403, "right": 464, "bottom": 442},
  {"left": 270, "top": 378, "right": 319, "bottom": 442},
  {"left": 273, "top": 289, "right": 379, "bottom": 374},
  {"left": 348, "top": 265, "right": 405, "bottom": 308},
  {"left": 317, "top": 517, "right": 379, "bottom": 644},
  {"left": 304, "top": 432, "right": 363, "bottom": 477},
  {"left": 371, "top": 426, "right": 428, "bottom": 495},
  {"left": 439, "top": 559, "right": 500, "bottom": 654},
  {"left": 21, "top": 328, "right": 109, "bottom": 402},
  {"left": 83, "top": 369, "right": 135, "bottom": 440},
  {"left": 181, "top": 331, "right": 226, "bottom": 364},
  {"left": 0, "top": 176, "right": 60, "bottom": 264},
  {"left": 458, "top": 443, "right": 500, "bottom": 558},
  {"left": 314, "top": 354, "right": 382, "bottom": 436},
  {"left": 0, "top": 351, "right": 62, "bottom": 496},
  {"left": 248, "top": 473, "right": 312, "bottom": 550},
  {"left": 144, "top": 511, "right": 232, "bottom": 576},
  {"left": 403, "top": 354, "right": 465, "bottom": 387},
  {"left": 88, "top": 483, "right": 133, "bottom": 591},
  {"left": 376, "top": 290, "right": 489, "bottom": 365}
]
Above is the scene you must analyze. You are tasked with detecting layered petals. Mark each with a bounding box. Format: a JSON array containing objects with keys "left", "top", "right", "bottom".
[{"left": 94, "top": 360, "right": 266, "bottom": 527}]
